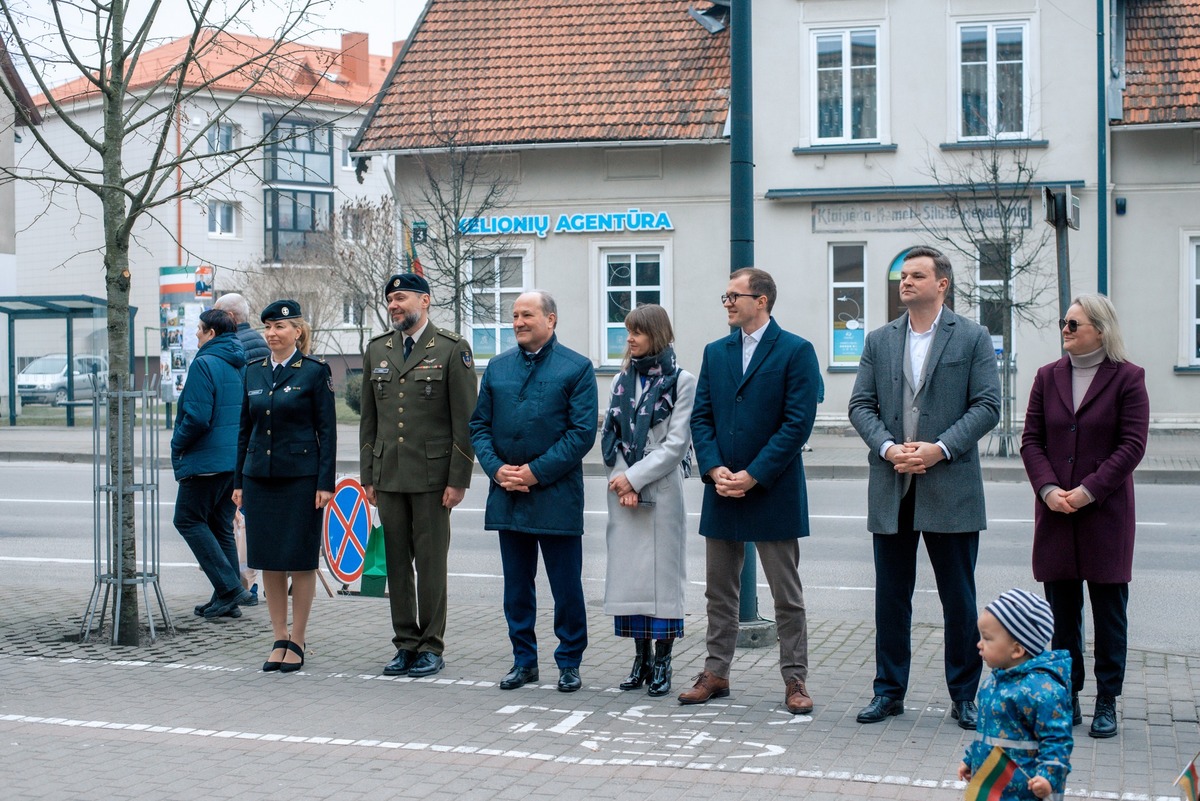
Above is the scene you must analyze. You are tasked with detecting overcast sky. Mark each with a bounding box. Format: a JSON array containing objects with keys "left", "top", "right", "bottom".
[{"left": 12, "top": 0, "right": 428, "bottom": 89}]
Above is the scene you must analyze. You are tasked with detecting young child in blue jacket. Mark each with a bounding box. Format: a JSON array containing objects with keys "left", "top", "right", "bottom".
[{"left": 959, "top": 588, "right": 1074, "bottom": 800}]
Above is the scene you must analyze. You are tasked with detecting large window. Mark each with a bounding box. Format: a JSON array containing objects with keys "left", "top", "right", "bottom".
[
  {"left": 830, "top": 244, "right": 866, "bottom": 365},
  {"left": 1191, "top": 239, "right": 1200, "bottom": 364},
  {"left": 959, "top": 22, "right": 1029, "bottom": 139},
  {"left": 263, "top": 189, "right": 332, "bottom": 261},
  {"left": 813, "top": 29, "right": 879, "bottom": 143},
  {"left": 976, "top": 242, "right": 1011, "bottom": 345},
  {"left": 469, "top": 252, "right": 527, "bottom": 361},
  {"left": 264, "top": 117, "right": 334, "bottom": 185},
  {"left": 602, "top": 250, "right": 663, "bottom": 365},
  {"left": 207, "top": 120, "right": 236, "bottom": 154},
  {"left": 207, "top": 200, "right": 239, "bottom": 237}
]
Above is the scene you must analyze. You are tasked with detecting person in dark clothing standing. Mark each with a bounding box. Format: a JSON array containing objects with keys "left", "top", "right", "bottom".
[
  {"left": 172, "top": 308, "right": 253, "bottom": 620},
  {"left": 234, "top": 300, "right": 337, "bottom": 673},
  {"left": 215, "top": 292, "right": 270, "bottom": 363}
]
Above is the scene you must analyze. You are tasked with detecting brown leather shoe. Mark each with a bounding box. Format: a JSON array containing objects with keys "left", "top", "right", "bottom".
[
  {"left": 785, "top": 678, "right": 814, "bottom": 714},
  {"left": 677, "top": 670, "right": 730, "bottom": 705}
]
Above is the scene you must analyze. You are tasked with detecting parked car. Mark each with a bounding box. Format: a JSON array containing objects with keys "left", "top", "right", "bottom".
[{"left": 17, "top": 354, "right": 109, "bottom": 406}]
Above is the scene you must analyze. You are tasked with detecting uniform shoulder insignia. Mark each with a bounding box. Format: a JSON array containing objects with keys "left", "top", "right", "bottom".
[
  {"left": 301, "top": 353, "right": 326, "bottom": 365},
  {"left": 369, "top": 329, "right": 393, "bottom": 343},
  {"left": 436, "top": 327, "right": 462, "bottom": 342}
]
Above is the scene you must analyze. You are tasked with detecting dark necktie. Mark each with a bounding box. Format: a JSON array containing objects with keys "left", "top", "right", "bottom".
[
  {"left": 404, "top": 336, "right": 414, "bottom": 360},
  {"left": 271, "top": 363, "right": 282, "bottom": 384}
]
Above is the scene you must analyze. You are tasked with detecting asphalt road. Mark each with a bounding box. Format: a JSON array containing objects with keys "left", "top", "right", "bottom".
[{"left": 1, "top": 461, "right": 1197, "bottom": 655}]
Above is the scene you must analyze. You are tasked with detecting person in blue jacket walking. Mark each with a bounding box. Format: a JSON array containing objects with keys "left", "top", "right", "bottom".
[
  {"left": 469, "top": 290, "right": 598, "bottom": 693},
  {"left": 171, "top": 308, "right": 253, "bottom": 620},
  {"left": 960, "top": 587, "right": 1073, "bottom": 800}
]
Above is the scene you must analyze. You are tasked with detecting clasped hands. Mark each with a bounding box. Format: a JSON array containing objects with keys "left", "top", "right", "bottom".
[
  {"left": 608, "top": 473, "right": 639, "bottom": 507},
  {"left": 496, "top": 463, "right": 538, "bottom": 493},
  {"left": 1043, "top": 486, "right": 1091, "bottom": 514},
  {"left": 706, "top": 466, "right": 757, "bottom": 498},
  {"left": 884, "top": 441, "right": 944, "bottom": 474}
]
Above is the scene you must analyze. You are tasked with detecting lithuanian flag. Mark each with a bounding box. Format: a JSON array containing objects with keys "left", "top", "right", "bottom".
[
  {"left": 965, "top": 746, "right": 1016, "bottom": 801},
  {"left": 1176, "top": 752, "right": 1199, "bottom": 801}
]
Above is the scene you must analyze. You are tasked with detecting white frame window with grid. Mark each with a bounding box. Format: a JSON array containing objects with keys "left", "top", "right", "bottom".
[
  {"left": 467, "top": 246, "right": 532, "bottom": 363},
  {"left": 207, "top": 119, "right": 237, "bottom": 155},
  {"left": 975, "top": 241, "right": 1013, "bottom": 343},
  {"left": 810, "top": 27, "right": 883, "bottom": 145},
  {"left": 1186, "top": 234, "right": 1200, "bottom": 366},
  {"left": 955, "top": 19, "right": 1033, "bottom": 141},
  {"left": 590, "top": 238, "right": 673, "bottom": 368},
  {"left": 207, "top": 199, "right": 239, "bottom": 238}
]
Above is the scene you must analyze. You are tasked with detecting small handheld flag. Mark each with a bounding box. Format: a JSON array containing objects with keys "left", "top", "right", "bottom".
[
  {"left": 1175, "top": 751, "right": 1199, "bottom": 801},
  {"left": 965, "top": 746, "right": 1017, "bottom": 801}
]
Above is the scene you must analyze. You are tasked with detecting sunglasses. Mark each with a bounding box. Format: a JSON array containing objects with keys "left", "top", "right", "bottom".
[{"left": 1058, "top": 318, "right": 1095, "bottom": 333}]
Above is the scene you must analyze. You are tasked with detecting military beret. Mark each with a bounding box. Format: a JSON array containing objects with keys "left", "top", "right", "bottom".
[
  {"left": 384, "top": 272, "right": 430, "bottom": 298},
  {"left": 261, "top": 299, "right": 302, "bottom": 322}
]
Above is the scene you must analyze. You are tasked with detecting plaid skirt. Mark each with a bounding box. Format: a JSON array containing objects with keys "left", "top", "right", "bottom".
[{"left": 613, "top": 615, "right": 684, "bottom": 639}]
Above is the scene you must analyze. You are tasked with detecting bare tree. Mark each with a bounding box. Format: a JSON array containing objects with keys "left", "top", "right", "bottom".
[
  {"left": 0, "top": 0, "right": 353, "bottom": 643},
  {"left": 914, "top": 137, "right": 1054, "bottom": 456},
  {"left": 401, "top": 129, "right": 519, "bottom": 334},
  {"left": 236, "top": 261, "right": 343, "bottom": 353}
]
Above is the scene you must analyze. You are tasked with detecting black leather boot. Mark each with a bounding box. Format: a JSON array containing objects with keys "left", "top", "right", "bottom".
[
  {"left": 619, "top": 638, "right": 652, "bottom": 690},
  {"left": 647, "top": 638, "right": 673, "bottom": 697}
]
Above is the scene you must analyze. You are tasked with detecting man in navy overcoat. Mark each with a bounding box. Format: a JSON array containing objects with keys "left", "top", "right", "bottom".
[
  {"left": 682, "top": 268, "right": 820, "bottom": 715},
  {"left": 848, "top": 246, "right": 1000, "bottom": 729}
]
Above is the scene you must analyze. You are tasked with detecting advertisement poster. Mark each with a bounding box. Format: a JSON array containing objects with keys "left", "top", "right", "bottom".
[{"left": 159, "top": 265, "right": 212, "bottom": 402}]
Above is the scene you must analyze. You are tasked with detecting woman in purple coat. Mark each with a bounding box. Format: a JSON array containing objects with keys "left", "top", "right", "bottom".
[{"left": 1020, "top": 293, "right": 1149, "bottom": 740}]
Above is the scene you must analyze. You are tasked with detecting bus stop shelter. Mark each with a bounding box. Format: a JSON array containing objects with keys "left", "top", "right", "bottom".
[{"left": 0, "top": 295, "right": 137, "bottom": 426}]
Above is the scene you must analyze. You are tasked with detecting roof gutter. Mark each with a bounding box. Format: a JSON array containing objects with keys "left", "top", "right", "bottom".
[
  {"left": 353, "top": 137, "right": 730, "bottom": 158},
  {"left": 1096, "top": 0, "right": 1109, "bottom": 294},
  {"left": 1111, "top": 121, "right": 1200, "bottom": 132}
]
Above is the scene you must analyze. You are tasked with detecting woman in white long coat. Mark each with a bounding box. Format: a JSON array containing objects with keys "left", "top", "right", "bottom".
[{"left": 601, "top": 304, "right": 695, "bottom": 697}]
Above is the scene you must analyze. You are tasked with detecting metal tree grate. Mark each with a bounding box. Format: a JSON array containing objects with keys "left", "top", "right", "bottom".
[{"left": 80, "top": 377, "right": 174, "bottom": 644}]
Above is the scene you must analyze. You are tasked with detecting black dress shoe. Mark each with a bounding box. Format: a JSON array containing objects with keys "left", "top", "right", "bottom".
[
  {"left": 557, "top": 667, "right": 581, "bottom": 693},
  {"left": 856, "top": 695, "right": 904, "bottom": 723},
  {"left": 262, "top": 639, "right": 289, "bottom": 672},
  {"left": 1089, "top": 695, "right": 1118, "bottom": 738},
  {"left": 408, "top": 652, "right": 445, "bottom": 678},
  {"left": 499, "top": 664, "right": 539, "bottom": 690},
  {"left": 1071, "top": 694, "right": 1083, "bottom": 726},
  {"left": 383, "top": 649, "right": 417, "bottom": 676},
  {"left": 951, "top": 700, "right": 978, "bottom": 730}
]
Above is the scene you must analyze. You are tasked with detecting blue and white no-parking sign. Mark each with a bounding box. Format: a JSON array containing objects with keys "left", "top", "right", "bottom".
[{"left": 322, "top": 477, "right": 371, "bottom": 584}]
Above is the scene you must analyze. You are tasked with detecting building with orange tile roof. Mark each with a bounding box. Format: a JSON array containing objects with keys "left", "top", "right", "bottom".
[{"left": 13, "top": 31, "right": 396, "bottom": 377}]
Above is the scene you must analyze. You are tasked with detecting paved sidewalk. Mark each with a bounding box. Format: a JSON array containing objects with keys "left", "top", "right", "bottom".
[{"left": 3, "top": 420, "right": 1200, "bottom": 483}]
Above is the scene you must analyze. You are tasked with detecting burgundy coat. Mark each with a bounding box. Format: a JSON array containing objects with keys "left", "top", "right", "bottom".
[{"left": 1020, "top": 357, "right": 1149, "bottom": 583}]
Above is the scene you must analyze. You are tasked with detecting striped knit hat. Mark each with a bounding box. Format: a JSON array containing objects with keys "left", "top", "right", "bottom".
[{"left": 985, "top": 588, "right": 1054, "bottom": 656}]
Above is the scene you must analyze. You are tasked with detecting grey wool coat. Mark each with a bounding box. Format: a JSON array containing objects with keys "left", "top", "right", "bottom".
[
  {"left": 603, "top": 370, "right": 696, "bottom": 620},
  {"left": 848, "top": 308, "right": 1001, "bottom": 534}
]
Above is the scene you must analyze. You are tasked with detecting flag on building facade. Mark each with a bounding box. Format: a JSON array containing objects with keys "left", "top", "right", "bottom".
[
  {"left": 403, "top": 220, "right": 423, "bottom": 277},
  {"left": 1177, "top": 752, "right": 1199, "bottom": 801},
  {"left": 965, "top": 746, "right": 1017, "bottom": 801}
]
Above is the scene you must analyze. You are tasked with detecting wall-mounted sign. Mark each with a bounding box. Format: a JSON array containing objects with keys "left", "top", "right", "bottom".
[
  {"left": 812, "top": 200, "right": 1032, "bottom": 234},
  {"left": 460, "top": 209, "right": 675, "bottom": 238}
]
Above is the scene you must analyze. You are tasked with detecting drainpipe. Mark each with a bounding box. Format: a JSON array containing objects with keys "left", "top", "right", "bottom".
[{"left": 1096, "top": 0, "right": 1109, "bottom": 294}]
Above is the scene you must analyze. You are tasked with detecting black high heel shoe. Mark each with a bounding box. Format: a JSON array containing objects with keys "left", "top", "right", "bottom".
[
  {"left": 263, "top": 639, "right": 289, "bottom": 672},
  {"left": 279, "top": 641, "right": 305, "bottom": 673}
]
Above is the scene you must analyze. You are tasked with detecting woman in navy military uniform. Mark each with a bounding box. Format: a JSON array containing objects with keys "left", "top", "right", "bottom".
[{"left": 232, "top": 300, "right": 336, "bottom": 673}]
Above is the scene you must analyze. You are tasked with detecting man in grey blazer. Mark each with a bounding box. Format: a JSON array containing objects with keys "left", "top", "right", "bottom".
[{"left": 848, "top": 246, "right": 1000, "bottom": 730}]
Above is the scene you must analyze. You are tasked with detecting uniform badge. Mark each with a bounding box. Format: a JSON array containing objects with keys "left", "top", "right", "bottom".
[
  {"left": 327, "top": 376, "right": 335, "bottom": 392},
  {"left": 423, "top": 383, "right": 433, "bottom": 398},
  {"left": 291, "top": 359, "right": 302, "bottom": 368},
  {"left": 281, "top": 306, "right": 290, "bottom": 317},
  {"left": 380, "top": 360, "right": 387, "bottom": 367},
  {"left": 462, "top": 351, "right": 473, "bottom": 368}
]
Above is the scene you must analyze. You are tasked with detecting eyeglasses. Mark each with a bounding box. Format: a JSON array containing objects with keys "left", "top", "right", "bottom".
[
  {"left": 1058, "top": 318, "right": 1095, "bottom": 333},
  {"left": 720, "top": 292, "right": 764, "bottom": 304}
]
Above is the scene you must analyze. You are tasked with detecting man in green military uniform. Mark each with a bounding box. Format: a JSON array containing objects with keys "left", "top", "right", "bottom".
[{"left": 360, "top": 273, "right": 477, "bottom": 678}]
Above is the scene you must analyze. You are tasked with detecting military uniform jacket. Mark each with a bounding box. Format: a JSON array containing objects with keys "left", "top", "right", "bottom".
[
  {"left": 235, "top": 351, "right": 337, "bottom": 490},
  {"left": 360, "top": 324, "right": 477, "bottom": 493}
]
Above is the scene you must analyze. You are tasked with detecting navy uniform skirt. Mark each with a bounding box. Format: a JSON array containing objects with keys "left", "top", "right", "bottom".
[{"left": 243, "top": 475, "right": 322, "bottom": 571}]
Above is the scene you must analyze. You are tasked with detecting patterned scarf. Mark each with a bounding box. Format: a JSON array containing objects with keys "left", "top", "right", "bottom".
[{"left": 601, "top": 346, "right": 688, "bottom": 474}]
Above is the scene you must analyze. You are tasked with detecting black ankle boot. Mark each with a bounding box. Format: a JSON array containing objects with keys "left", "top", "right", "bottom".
[
  {"left": 647, "top": 639, "right": 673, "bottom": 697},
  {"left": 619, "top": 638, "right": 652, "bottom": 690}
]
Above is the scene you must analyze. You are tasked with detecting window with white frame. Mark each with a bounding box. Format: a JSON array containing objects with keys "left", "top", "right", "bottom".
[
  {"left": 958, "top": 21, "right": 1029, "bottom": 139},
  {"left": 341, "top": 134, "right": 354, "bottom": 169},
  {"left": 813, "top": 29, "right": 880, "bottom": 143},
  {"left": 830, "top": 244, "right": 867, "bottom": 365},
  {"left": 601, "top": 249, "right": 665, "bottom": 365},
  {"left": 1190, "top": 239, "right": 1200, "bottom": 364},
  {"left": 342, "top": 296, "right": 362, "bottom": 326},
  {"left": 469, "top": 252, "right": 527, "bottom": 361},
  {"left": 207, "top": 200, "right": 239, "bottom": 237},
  {"left": 208, "top": 120, "right": 236, "bottom": 154},
  {"left": 976, "top": 241, "right": 1012, "bottom": 341}
]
